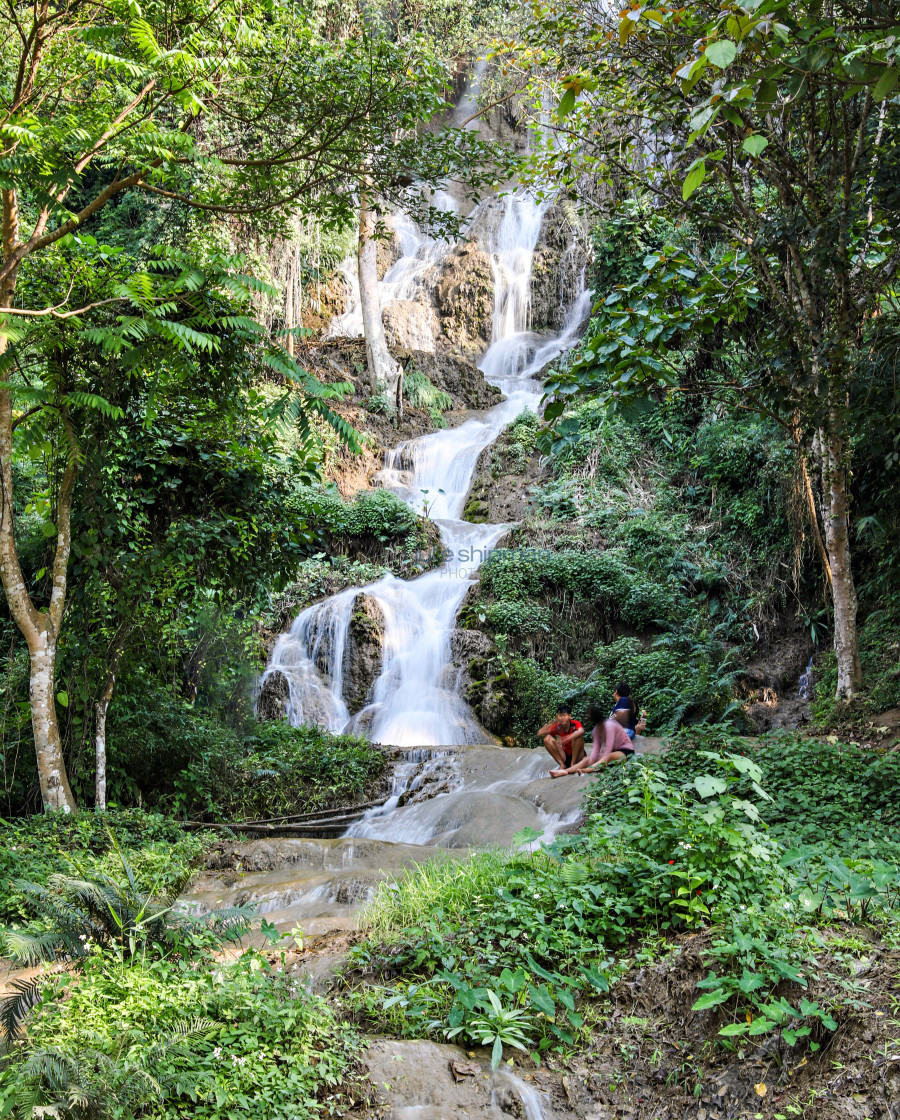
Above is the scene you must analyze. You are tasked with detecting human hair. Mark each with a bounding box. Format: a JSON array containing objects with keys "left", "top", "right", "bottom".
[
  {"left": 615, "top": 682, "right": 630, "bottom": 697},
  {"left": 556, "top": 703, "right": 571, "bottom": 716},
  {"left": 586, "top": 703, "right": 604, "bottom": 727}
]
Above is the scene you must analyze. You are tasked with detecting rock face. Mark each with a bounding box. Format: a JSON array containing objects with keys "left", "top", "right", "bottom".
[
  {"left": 530, "top": 204, "right": 590, "bottom": 333},
  {"left": 449, "top": 628, "right": 513, "bottom": 743},
  {"left": 430, "top": 242, "right": 495, "bottom": 358},
  {"left": 256, "top": 669, "right": 290, "bottom": 722},
  {"left": 393, "top": 349, "right": 503, "bottom": 410},
  {"left": 341, "top": 593, "right": 385, "bottom": 713},
  {"left": 383, "top": 297, "right": 440, "bottom": 352}
]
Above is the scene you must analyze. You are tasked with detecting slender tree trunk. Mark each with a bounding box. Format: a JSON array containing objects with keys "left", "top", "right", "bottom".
[
  {"left": 819, "top": 420, "right": 862, "bottom": 699},
  {"left": 285, "top": 249, "right": 295, "bottom": 359},
  {"left": 0, "top": 382, "right": 76, "bottom": 810},
  {"left": 94, "top": 674, "right": 115, "bottom": 812},
  {"left": 792, "top": 424, "right": 832, "bottom": 589},
  {"left": 94, "top": 622, "right": 127, "bottom": 810},
  {"left": 0, "top": 190, "right": 78, "bottom": 810},
  {"left": 357, "top": 185, "right": 402, "bottom": 395}
]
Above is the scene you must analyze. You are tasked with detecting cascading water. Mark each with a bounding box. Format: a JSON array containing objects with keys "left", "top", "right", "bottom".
[{"left": 262, "top": 191, "right": 589, "bottom": 748}]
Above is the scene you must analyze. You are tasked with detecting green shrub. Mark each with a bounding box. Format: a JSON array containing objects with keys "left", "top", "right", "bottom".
[
  {"left": 481, "top": 600, "right": 551, "bottom": 637},
  {"left": 290, "top": 485, "right": 422, "bottom": 550},
  {"left": 365, "top": 391, "right": 396, "bottom": 418},
  {"left": 174, "top": 721, "right": 386, "bottom": 821},
  {"left": 583, "top": 730, "right": 900, "bottom": 859},
  {"left": 0, "top": 950, "right": 357, "bottom": 1120},
  {"left": 404, "top": 369, "right": 452, "bottom": 412},
  {"left": 480, "top": 547, "right": 673, "bottom": 631}
]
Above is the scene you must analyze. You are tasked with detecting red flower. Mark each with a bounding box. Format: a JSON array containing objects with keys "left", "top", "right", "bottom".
[{"left": 668, "top": 860, "right": 675, "bottom": 864}]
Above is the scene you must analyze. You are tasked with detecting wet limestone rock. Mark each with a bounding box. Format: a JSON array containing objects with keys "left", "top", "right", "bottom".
[
  {"left": 383, "top": 297, "right": 440, "bottom": 352},
  {"left": 530, "top": 204, "right": 590, "bottom": 334},
  {"left": 341, "top": 593, "right": 385, "bottom": 714},
  {"left": 256, "top": 669, "right": 290, "bottom": 722},
  {"left": 449, "top": 628, "right": 513, "bottom": 742},
  {"left": 431, "top": 242, "right": 495, "bottom": 358}
]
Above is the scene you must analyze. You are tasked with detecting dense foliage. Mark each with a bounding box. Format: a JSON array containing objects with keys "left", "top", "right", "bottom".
[{"left": 350, "top": 737, "right": 900, "bottom": 1068}]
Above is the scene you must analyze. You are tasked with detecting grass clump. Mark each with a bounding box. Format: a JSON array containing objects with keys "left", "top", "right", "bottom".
[
  {"left": 404, "top": 369, "right": 452, "bottom": 413},
  {"left": 364, "top": 849, "right": 517, "bottom": 938}
]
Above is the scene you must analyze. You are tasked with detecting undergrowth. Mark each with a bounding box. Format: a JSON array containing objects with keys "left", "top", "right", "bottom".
[
  {"left": 0, "top": 811, "right": 210, "bottom": 926},
  {"left": 0, "top": 855, "right": 357, "bottom": 1120},
  {"left": 348, "top": 742, "right": 900, "bottom": 1070},
  {"left": 173, "top": 722, "right": 387, "bottom": 821}
]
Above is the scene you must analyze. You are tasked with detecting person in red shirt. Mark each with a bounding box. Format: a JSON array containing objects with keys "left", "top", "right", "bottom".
[
  {"left": 550, "top": 703, "right": 635, "bottom": 778},
  {"left": 537, "top": 705, "right": 585, "bottom": 770}
]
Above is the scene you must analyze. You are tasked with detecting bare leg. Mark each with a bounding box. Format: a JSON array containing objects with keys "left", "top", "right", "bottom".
[
  {"left": 581, "top": 751, "right": 627, "bottom": 773},
  {"left": 542, "top": 735, "right": 567, "bottom": 768},
  {"left": 570, "top": 733, "right": 585, "bottom": 766}
]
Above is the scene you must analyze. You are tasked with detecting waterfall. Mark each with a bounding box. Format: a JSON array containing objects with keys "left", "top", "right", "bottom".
[{"left": 262, "top": 192, "right": 590, "bottom": 746}]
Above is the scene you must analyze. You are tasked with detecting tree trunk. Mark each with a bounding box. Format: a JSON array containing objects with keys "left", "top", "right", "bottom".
[
  {"left": 820, "top": 422, "right": 862, "bottom": 700},
  {"left": 357, "top": 186, "right": 402, "bottom": 396},
  {"left": 94, "top": 673, "right": 115, "bottom": 812},
  {"left": 28, "top": 629, "right": 75, "bottom": 810},
  {"left": 0, "top": 220, "right": 78, "bottom": 809},
  {"left": 285, "top": 250, "right": 295, "bottom": 359}
]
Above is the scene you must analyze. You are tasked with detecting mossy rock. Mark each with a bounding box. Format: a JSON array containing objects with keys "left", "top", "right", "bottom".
[{"left": 463, "top": 499, "right": 490, "bottom": 522}]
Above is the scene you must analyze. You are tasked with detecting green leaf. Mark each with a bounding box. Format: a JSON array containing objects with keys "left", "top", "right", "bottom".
[
  {"left": 558, "top": 88, "right": 577, "bottom": 119},
  {"left": 719, "top": 1022, "right": 749, "bottom": 1036},
  {"left": 528, "top": 984, "right": 556, "bottom": 1018},
  {"left": 56, "top": 692, "right": 69, "bottom": 708},
  {"left": 756, "top": 78, "right": 778, "bottom": 108},
  {"left": 874, "top": 67, "right": 898, "bottom": 101},
  {"left": 705, "top": 40, "right": 737, "bottom": 68},
  {"left": 579, "top": 965, "right": 609, "bottom": 993},
  {"left": 682, "top": 162, "right": 706, "bottom": 200},
  {"left": 694, "top": 774, "right": 727, "bottom": 798},
  {"left": 491, "top": 1036, "right": 503, "bottom": 1069},
  {"left": 692, "top": 989, "right": 730, "bottom": 1010},
  {"left": 741, "top": 134, "right": 768, "bottom": 157}
]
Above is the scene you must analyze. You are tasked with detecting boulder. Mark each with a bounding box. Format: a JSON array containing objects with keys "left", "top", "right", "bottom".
[
  {"left": 342, "top": 593, "right": 386, "bottom": 713},
  {"left": 430, "top": 242, "right": 495, "bottom": 358},
  {"left": 256, "top": 669, "right": 290, "bottom": 721},
  {"left": 383, "top": 297, "right": 440, "bottom": 352}
]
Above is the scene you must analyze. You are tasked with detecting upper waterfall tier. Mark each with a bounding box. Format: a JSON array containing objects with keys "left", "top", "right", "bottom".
[{"left": 260, "top": 193, "right": 590, "bottom": 746}]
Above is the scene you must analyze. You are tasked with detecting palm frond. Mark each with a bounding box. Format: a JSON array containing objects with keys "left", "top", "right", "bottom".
[{"left": 0, "top": 975, "right": 47, "bottom": 1039}]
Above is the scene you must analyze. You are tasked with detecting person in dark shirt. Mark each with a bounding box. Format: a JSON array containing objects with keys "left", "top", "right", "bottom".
[
  {"left": 611, "top": 683, "right": 637, "bottom": 740},
  {"left": 537, "top": 705, "right": 585, "bottom": 770}
]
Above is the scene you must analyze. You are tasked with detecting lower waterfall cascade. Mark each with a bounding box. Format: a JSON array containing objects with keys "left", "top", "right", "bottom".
[{"left": 261, "top": 192, "right": 591, "bottom": 747}]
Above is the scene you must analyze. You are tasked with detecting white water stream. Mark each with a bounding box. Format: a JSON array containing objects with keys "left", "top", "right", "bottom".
[{"left": 263, "top": 193, "right": 590, "bottom": 747}]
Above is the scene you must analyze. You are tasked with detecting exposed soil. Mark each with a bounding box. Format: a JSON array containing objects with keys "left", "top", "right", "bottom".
[
  {"left": 555, "top": 928, "right": 900, "bottom": 1120},
  {"left": 736, "top": 625, "right": 816, "bottom": 733}
]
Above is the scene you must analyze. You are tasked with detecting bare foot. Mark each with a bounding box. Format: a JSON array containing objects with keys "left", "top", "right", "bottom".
[{"left": 549, "top": 768, "right": 567, "bottom": 779}]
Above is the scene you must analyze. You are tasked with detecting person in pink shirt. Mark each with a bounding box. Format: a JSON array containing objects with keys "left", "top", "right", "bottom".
[{"left": 549, "top": 704, "right": 635, "bottom": 778}]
